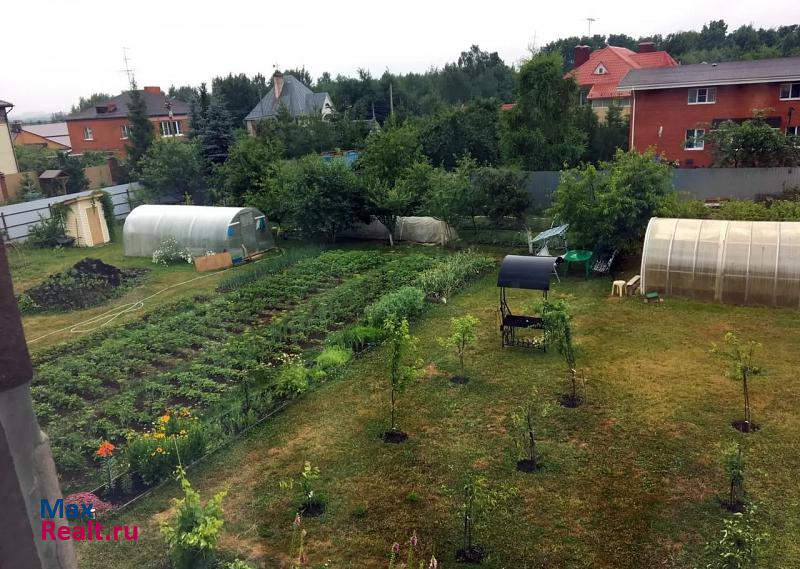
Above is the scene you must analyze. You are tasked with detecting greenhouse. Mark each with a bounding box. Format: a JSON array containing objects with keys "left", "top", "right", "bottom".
[
  {"left": 123, "top": 205, "right": 276, "bottom": 258},
  {"left": 641, "top": 217, "right": 800, "bottom": 307}
]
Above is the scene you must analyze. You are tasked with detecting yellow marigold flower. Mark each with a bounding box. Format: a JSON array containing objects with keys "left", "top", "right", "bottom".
[{"left": 159, "top": 414, "right": 171, "bottom": 424}]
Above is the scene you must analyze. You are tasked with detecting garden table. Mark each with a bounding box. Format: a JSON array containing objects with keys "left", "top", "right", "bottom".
[{"left": 563, "top": 250, "right": 593, "bottom": 279}]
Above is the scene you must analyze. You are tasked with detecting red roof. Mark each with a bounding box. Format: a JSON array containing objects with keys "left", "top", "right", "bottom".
[{"left": 567, "top": 46, "right": 677, "bottom": 100}]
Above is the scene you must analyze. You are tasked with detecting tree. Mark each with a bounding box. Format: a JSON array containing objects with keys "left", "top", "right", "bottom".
[
  {"left": 439, "top": 315, "right": 479, "bottom": 381},
  {"left": 196, "top": 95, "right": 236, "bottom": 165},
  {"left": 383, "top": 318, "right": 417, "bottom": 442},
  {"left": 711, "top": 332, "right": 763, "bottom": 433},
  {"left": 56, "top": 153, "right": 89, "bottom": 195},
  {"left": 161, "top": 468, "right": 227, "bottom": 569},
  {"left": 275, "top": 156, "right": 368, "bottom": 241},
  {"left": 217, "top": 132, "right": 282, "bottom": 205},
  {"left": 551, "top": 149, "right": 673, "bottom": 253},
  {"left": 211, "top": 73, "right": 267, "bottom": 127},
  {"left": 723, "top": 442, "right": 746, "bottom": 512},
  {"left": 139, "top": 139, "right": 206, "bottom": 204},
  {"left": 358, "top": 122, "right": 424, "bottom": 187},
  {"left": 367, "top": 180, "right": 417, "bottom": 247},
  {"left": 14, "top": 144, "right": 57, "bottom": 174},
  {"left": 126, "top": 81, "right": 155, "bottom": 173},
  {"left": 508, "top": 391, "right": 552, "bottom": 472},
  {"left": 456, "top": 475, "right": 512, "bottom": 563},
  {"left": 69, "top": 93, "right": 111, "bottom": 115},
  {"left": 419, "top": 99, "right": 501, "bottom": 168},
  {"left": 500, "top": 53, "right": 586, "bottom": 169},
  {"left": 708, "top": 117, "right": 800, "bottom": 167},
  {"left": 423, "top": 161, "right": 472, "bottom": 244},
  {"left": 542, "top": 300, "right": 581, "bottom": 407},
  {"left": 472, "top": 167, "right": 529, "bottom": 227},
  {"left": 189, "top": 83, "right": 211, "bottom": 135}
]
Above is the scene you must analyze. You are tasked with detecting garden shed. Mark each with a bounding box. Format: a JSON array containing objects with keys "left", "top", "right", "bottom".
[
  {"left": 61, "top": 192, "right": 111, "bottom": 247},
  {"left": 641, "top": 217, "right": 800, "bottom": 307},
  {"left": 123, "top": 205, "right": 275, "bottom": 258}
]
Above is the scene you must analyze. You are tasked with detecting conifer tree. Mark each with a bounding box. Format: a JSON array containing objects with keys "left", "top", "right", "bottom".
[{"left": 126, "top": 80, "right": 155, "bottom": 173}]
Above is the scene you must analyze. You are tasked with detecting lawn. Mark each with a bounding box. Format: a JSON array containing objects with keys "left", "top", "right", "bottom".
[{"left": 73, "top": 262, "right": 800, "bottom": 569}]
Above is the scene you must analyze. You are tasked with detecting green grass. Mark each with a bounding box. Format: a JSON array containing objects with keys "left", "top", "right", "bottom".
[{"left": 74, "top": 267, "right": 800, "bottom": 569}]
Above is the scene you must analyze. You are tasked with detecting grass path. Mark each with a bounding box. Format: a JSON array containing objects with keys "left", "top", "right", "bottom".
[{"left": 76, "top": 274, "right": 800, "bottom": 568}]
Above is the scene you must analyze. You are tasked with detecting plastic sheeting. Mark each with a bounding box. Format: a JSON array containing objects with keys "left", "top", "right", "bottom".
[
  {"left": 641, "top": 217, "right": 800, "bottom": 307},
  {"left": 123, "top": 205, "right": 275, "bottom": 258},
  {"left": 340, "top": 216, "right": 458, "bottom": 244}
]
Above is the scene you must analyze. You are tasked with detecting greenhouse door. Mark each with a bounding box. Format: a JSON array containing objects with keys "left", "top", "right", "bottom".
[{"left": 240, "top": 212, "right": 258, "bottom": 255}]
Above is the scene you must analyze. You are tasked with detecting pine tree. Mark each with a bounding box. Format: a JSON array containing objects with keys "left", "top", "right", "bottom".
[
  {"left": 196, "top": 95, "right": 236, "bottom": 164},
  {"left": 189, "top": 83, "right": 210, "bottom": 136},
  {"left": 126, "top": 80, "right": 155, "bottom": 173}
]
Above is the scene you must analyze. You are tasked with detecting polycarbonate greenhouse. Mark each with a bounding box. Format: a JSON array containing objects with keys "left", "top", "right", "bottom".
[
  {"left": 641, "top": 218, "right": 800, "bottom": 307},
  {"left": 123, "top": 205, "right": 275, "bottom": 258}
]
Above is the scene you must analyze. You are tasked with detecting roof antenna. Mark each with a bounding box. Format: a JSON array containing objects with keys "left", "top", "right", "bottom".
[
  {"left": 121, "top": 47, "right": 136, "bottom": 89},
  {"left": 585, "top": 17, "right": 597, "bottom": 37}
]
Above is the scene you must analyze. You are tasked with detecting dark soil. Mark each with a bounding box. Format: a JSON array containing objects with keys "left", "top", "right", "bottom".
[
  {"left": 559, "top": 394, "right": 583, "bottom": 408},
  {"left": 450, "top": 375, "right": 469, "bottom": 385},
  {"left": 723, "top": 499, "right": 746, "bottom": 513},
  {"left": 98, "top": 473, "right": 150, "bottom": 506},
  {"left": 455, "top": 546, "right": 484, "bottom": 564},
  {"left": 383, "top": 430, "right": 408, "bottom": 444},
  {"left": 300, "top": 499, "right": 326, "bottom": 517},
  {"left": 21, "top": 258, "right": 148, "bottom": 313},
  {"left": 516, "top": 459, "right": 540, "bottom": 473},
  {"left": 732, "top": 420, "right": 760, "bottom": 433}
]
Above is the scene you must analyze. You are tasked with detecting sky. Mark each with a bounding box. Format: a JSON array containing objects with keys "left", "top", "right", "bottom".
[{"left": 2, "top": 0, "right": 799, "bottom": 118}]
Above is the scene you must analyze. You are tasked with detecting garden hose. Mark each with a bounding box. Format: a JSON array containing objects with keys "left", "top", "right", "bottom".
[{"left": 26, "top": 247, "right": 286, "bottom": 345}]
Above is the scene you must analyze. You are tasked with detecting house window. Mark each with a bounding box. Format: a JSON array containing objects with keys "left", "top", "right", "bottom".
[
  {"left": 579, "top": 91, "right": 589, "bottom": 106},
  {"left": 788, "top": 125, "right": 800, "bottom": 140},
  {"left": 779, "top": 83, "right": 800, "bottom": 100},
  {"left": 594, "top": 63, "right": 607, "bottom": 75},
  {"left": 616, "top": 97, "right": 631, "bottom": 107},
  {"left": 685, "top": 128, "right": 705, "bottom": 150},
  {"left": 83, "top": 127, "right": 94, "bottom": 141},
  {"left": 120, "top": 124, "right": 132, "bottom": 139},
  {"left": 688, "top": 87, "right": 716, "bottom": 104},
  {"left": 160, "top": 120, "right": 182, "bottom": 137}
]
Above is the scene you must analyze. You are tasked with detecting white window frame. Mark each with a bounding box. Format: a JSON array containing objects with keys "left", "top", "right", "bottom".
[
  {"left": 788, "top": 125, "right": 800, "bottom": 140},
  {"left": 160, "top": 120, "right": 183, "bottom": 137},
  {"left": 594, "top": 63, "right": 607, "bottom": 75},
  {"left": 685, "top": 128, "right": 705, "bottom": 150},
  {"left": 120, "top": 124, "right": 131, "bottom": 140},
  {"left": 83, "top": 127, "right": 94, "bottom": 141},
  {"left": 779, "top": 83, "right": 800, "bottom": 100},
  {"left": 579, "top": 91, "right": 589, "bottom": 106},
  {"left": 688, "top": 87, "right": 716, "bottom": 105}
]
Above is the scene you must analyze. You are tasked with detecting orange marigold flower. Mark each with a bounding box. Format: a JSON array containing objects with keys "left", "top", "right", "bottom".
[
  {"left": 159, "top": 414, "right": 171, "bottom": 424},
  {"left": 96, "top": 441, "right": 115, "bottom": 458}
]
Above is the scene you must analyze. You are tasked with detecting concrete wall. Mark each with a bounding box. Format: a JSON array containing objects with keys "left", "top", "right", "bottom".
[{"left": 525, "top": 167, "right": 800, "bottom": 209}]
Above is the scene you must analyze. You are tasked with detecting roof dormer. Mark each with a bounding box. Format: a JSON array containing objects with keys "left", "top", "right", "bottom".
[{"left": 593, "top": 63, "right": 608, "bottom": 75}]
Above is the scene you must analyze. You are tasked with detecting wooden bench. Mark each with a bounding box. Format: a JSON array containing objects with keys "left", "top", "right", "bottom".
[{"left": 626, "top": 275, "right": 641, "bottom": 296}]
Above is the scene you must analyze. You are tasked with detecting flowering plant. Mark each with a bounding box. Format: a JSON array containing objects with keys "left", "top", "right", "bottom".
[
  {"left": 95, "top": 441, "right": 115, "bottom": 492},
  {"left": 152, "top": 237, "right": 194, "bottom": 266}
]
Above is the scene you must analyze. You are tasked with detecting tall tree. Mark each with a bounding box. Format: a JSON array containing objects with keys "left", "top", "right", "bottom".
[
  {"left": 196, "top": 95, "right": 236, "bottom": 165},
  {"left": 708, "top": 117, "right": 800, "bottom": 167},
  {"left": 139, "top": 139, "right": 206, "bottom": 204},
  {"left": 126, "top": 81, "right": 155, "bottom": 173},
  {"left": 211, "top": 73, "right": 266, "bottom": 127},
  {"left": 500, "top": 54, "right": 586, "bottom": 170}
]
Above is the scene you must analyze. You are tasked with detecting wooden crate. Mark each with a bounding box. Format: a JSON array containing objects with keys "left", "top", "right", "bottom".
[{"left": 194, "top": 252, "right": 233, "bottom": 272}]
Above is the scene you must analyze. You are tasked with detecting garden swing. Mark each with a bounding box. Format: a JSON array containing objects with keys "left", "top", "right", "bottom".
[{"left": 497, "top": 255, "right": 561, "bottom": 349}]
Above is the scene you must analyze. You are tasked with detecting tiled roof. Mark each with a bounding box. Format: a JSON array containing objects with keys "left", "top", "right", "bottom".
[
  {"left": 245, "top": 75, "right": 331, "bottom": 121},
  {"left": 23, "top": 122, "right": 68, "bottom": 138},
  {"left": 67, "top": 91, "right": 189, "bottom": 121},
  {"left": 568, "top": 46, "right": 677, "bottom": 100},
  {"left": 619, "top": 56, "right": 800, "bottom": 90}
]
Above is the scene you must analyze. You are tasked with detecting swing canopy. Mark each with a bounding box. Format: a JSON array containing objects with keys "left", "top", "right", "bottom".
[{"left": 497, "top": 255, "right": 557, "bottom": 291}]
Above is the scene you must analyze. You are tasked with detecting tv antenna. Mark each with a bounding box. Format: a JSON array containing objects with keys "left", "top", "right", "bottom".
[
  {"left": 585, "top": 18, "right": 597, "bottom": 37},
  {"left": 121, "top": 47, "right": 136, "bottom": 88}
]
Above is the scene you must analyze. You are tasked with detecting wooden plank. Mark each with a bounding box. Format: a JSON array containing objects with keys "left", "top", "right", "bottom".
[{"left": 194, "top": 252, "right": 233, "bottom": 272}]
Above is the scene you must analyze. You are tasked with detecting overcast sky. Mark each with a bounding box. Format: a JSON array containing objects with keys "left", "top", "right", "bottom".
[{"left": 2, "top": 0, "right": 798, "bottom": 117}]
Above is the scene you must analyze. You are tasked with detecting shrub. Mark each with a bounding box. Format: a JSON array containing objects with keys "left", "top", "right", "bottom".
[
  {"left": 273, "top": 363, "right": 310, "bottom": 398},
  {"left": 27, "top": 205, "right": 67, "bottom": 248},
  {"left": 152, "top": 237, "right": 194, "bottom": 265},
  {"left": 418, "top": 250, "right": 494, "bottom": 302},
  {"left": 439, "top": 314, "right": 479, "bottom": 378},
  {"left": 364, "top": 287, "right": 425, "bottom": 327},
  {"left": 326, "top": 325, "right": 384, "bottom": 353},
  {"left": 16, "top": 293, "right": 39, "bottom": 314},
  {"left": 315, "top": 346, "right": 352, "bottom": 371},
  {"left": 161, "top": 468, "right": 227, "bottom": 569}
]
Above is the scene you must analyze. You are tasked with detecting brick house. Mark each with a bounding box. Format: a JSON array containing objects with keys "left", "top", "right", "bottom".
[
  {"left": 619, "top": 57, "right": 800, "bottom": 167},
  {"left": 65, "top": 87, "right": 190, "bottom": 157},
  {"left": 567, "top": 43, "right": 677, "bottom": 120}
]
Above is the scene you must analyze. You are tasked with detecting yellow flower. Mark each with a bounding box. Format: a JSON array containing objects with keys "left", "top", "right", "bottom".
[
  {"left": 156, "top": 447, "right": 163, "bottom": 453},
  {"left": 159, "top": 414, "right": 171, "bottom": 424}
]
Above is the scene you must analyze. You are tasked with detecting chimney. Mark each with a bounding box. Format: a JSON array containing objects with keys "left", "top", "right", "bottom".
[
  {"left": 638, "top": 42, "right": 656, "bottom": 53},
  {"left": 573, "top": 45, "right": 591, "bottom": 69},
  {"left": 273, "top": 71, "right": 284, "bottom": 100},
  {"left": 143, "top": 86, "right": 161, "bottom": 95}
]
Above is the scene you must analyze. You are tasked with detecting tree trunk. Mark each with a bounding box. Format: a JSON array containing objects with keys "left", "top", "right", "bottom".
[
  {"left": 391, "top": 386, "right": 396, "bottom": 431},
  {"left": 388, "top": 232, "right": 394, "bottom": 247},
  {"left": 525, "top": 226, "right": 534, "bottom": 254},
  {"left": 742, "top": 371, "right": 751, "bottom": 429}
]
